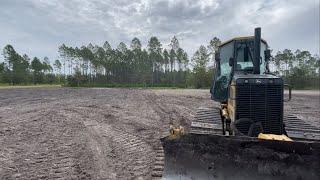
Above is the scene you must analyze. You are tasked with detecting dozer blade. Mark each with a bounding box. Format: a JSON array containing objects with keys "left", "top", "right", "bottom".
[
  {"left": 160, "top": 107, "right": 320, "bottom": 180},
  {"left": 161, "top": 134, "right": 320, "bottom": 180}
]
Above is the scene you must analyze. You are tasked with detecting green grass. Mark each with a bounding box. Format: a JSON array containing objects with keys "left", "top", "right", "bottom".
[
  {"left": 0, "top": 84, "right": 61, "bottom": 89},
  {"left": 65, "top": 83, "right": 190, "bottom": 89},
  {"left": 1, "top": 82, "right": 316, "bottom": 90}
]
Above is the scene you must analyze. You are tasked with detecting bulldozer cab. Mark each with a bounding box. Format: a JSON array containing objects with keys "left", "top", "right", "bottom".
[{"left": 211, "top": 36, "right": 270, "bottom": 102}]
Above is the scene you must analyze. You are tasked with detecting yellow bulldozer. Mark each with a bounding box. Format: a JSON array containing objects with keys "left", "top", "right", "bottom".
[{"left": 159, "top": 28, "right": 320, "bottom": 180}]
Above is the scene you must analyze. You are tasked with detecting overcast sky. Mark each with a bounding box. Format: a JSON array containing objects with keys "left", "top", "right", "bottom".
[{"left": 0, "top": 0, "right": 319, "bottom": 62}]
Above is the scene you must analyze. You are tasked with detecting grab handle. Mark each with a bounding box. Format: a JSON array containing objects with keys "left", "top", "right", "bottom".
[{"left": 284, "top": 84, "right": 292, "bottom": 102}]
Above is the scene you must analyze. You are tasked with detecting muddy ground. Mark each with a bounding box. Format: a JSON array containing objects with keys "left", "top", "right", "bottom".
[{"left": 0, "top": 88, "right": 319, "bottom": 179}]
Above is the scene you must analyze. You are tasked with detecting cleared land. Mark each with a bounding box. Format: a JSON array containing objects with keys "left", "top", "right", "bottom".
[{"left": 0, "top": 88, "right": 319, "bottom": 179}]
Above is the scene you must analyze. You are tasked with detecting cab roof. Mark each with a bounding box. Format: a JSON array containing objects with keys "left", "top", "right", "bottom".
[{"left": 219, "top": 36, "right": 268, "bottom": 47}]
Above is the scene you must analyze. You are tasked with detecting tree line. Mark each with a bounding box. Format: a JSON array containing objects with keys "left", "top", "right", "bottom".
[
  {"left": 57, "top": 36, "right": 220, "bottom": 88},
  {"left": 273, "top": 49, "right": 320, "bottom": 89},
  {"left": 0, "top": 36, "right": 319, "bottom": 89},
  {"left": 0, "top": 45, "right": 63, "bottom": 85}
]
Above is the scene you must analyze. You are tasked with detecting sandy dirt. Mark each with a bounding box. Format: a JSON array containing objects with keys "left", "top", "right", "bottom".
[{"left": 0, "top": 88, "right": 319, "bottom": 179}]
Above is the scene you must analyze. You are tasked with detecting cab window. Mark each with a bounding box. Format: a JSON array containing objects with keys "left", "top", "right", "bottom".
[
  {"left": 212, "top": 42, "right": 233, "bottom": 102},
  {"left": 235, "top": 41, "right": 267, "bottom": 74}
]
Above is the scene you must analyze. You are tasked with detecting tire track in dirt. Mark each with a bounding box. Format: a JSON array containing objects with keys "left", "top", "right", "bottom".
[
  {"left": 84, "top": 120, "right": 116, "bottom": 180},
  {"left": 0, "top": 107, "right": 93, "bottom": 180},
  {"left": 84, "top": 119, "right": 155, "bottom": 180},
  {"left": 142, "top": 91, "right": 194, "bottom": 133},
  {"left": 65, "top": 93, "right": 157, "bottom": 179},
  {"left": 140, "top": 91, "right": 194, "bottom": 179}
]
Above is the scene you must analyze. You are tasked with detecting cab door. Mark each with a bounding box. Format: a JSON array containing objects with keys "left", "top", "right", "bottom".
[{"left": 210, "top": 41, "right": 234, "bottom": 102}]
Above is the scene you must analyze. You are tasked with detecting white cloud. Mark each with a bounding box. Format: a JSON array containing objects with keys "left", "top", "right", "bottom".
[{"left": 0, "top": 0, "right": 318, "bottom": 62}]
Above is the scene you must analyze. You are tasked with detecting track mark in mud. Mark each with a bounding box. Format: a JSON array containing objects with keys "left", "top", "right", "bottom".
[
  {"left": 144, "top": 93, "right": 177, "bottom": 127},
  {"left": 0, "top": 109, "right": 93, "bottom": 180},
  {"left": 112, "top": 127, "right": 154, "bottom": 179},
  {"left": 85, "top": 120, "right": 155, "bottom": 179},
  {"left": 142, "top": 92, "right": 192, "bottom": 179},
  {"left": 151, "top": 145, "right": 165, "bottom": 179},
  {"left": 85, "top": 121, "right": 116, "bottom": 179}
]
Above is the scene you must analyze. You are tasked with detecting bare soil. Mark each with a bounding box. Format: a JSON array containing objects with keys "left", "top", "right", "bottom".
[{"left": 0, "top": 88, "right": 319, "bottom": 179}]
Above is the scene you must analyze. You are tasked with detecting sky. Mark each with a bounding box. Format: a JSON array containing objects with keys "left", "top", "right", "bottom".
[{"left": 0, "top": 0, "right": 319, "bottom": 62}]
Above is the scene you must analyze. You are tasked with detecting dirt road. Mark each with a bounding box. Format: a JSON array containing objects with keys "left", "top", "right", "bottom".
[{"left": 0, "top": 88, "right": 319, "bottom": 179}]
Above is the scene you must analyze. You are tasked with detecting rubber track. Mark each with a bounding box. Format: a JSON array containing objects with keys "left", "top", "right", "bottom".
[
  {"left": 191, "top": 107, "right": 320, "bottom": 141},
  {"left": 284, "top": 115, "right": 320, "bottom": 141},
  {"left": 190, "top": 107, "right": 222, "bottom": 135}
]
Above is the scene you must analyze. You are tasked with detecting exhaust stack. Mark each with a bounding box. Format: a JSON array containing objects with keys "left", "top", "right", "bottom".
[{"left": 253, "top": 27, "right": 261, "bottom": 74}]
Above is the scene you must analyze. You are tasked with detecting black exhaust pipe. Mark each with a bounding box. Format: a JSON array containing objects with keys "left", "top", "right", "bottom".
[{"left": 253, "top": 27, "right": 261, "bottom": 74}]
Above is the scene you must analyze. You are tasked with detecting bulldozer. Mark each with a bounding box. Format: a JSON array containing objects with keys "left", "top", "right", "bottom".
[{"left": 157, "top": 28, "right": 320, "bottom": 180}]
